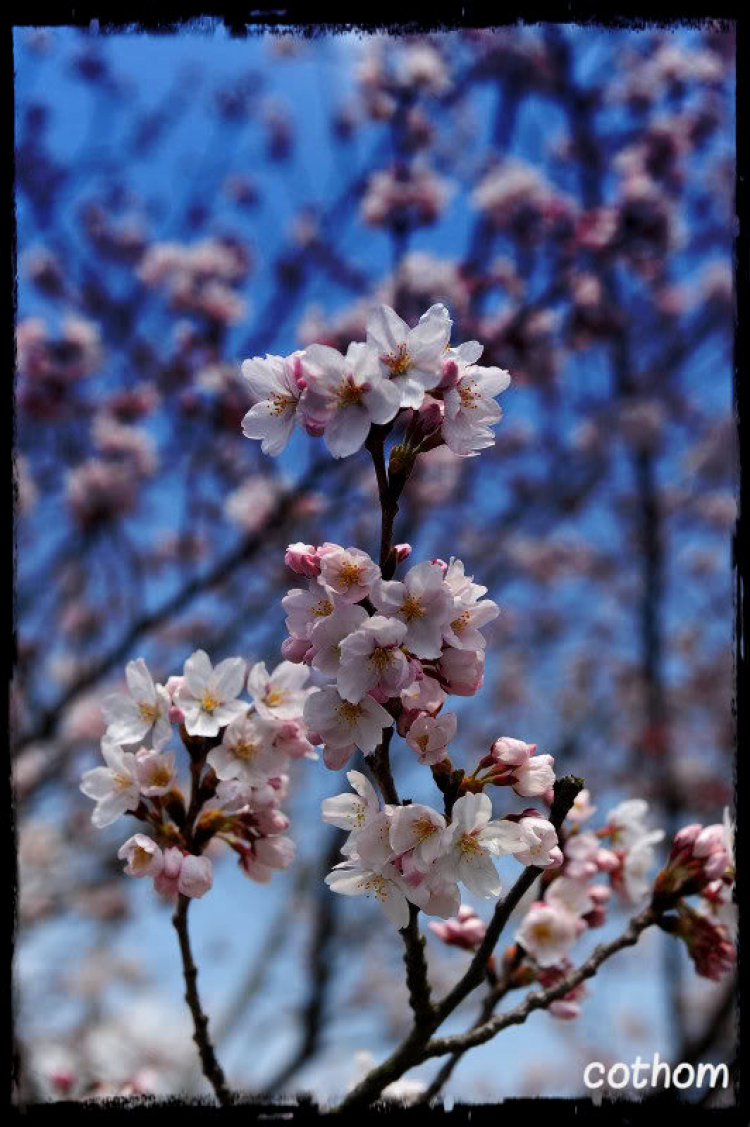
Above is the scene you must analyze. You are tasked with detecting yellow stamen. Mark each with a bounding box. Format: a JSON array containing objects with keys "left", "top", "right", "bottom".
[
  {"left": 401, "top": 594, "right": 425, "bottom": 622},
  {"left": 382, "top": 344, "right": 411, "bottom": 377},
  {"left": 337, "top": 701, "right": 363, "bottom": 728}
]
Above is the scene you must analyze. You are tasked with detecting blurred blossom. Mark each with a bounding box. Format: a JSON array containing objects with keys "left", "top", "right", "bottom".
[
  {"left": 472, "top": 158, "right": 575, "bottom": 234},
  {"left": 224, "top": 475, "right": 286, "bottom": 533},
  {"left": 360, "top": 164, "right": 455, "bottom": 229}
]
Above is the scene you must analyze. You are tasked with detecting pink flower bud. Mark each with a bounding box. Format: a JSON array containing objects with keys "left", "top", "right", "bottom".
[
  {"left": 439, "top": 647, "right": 484, "bottom": 696},
  {"left": 284, "top": 542, "right": 321, "bottom": 578},
  {"left": 281, "top": 636, "right": 312, "bottom": 663},
  {"left": 154, "top": 846, "right": 184, "bottom": 899},
  {"left": 672, "top": 823, "right": 703, "bottom": 853},
  {"left": 549, "top": 1000, "right": 581, "bottom": 1020},
  {"left": 596, "top": 848, "right": 620, "bottom": 872},
  {"left": 588, "top": 884, "right": 612, "bottom": 904},
  {"left": 394, "top": 543, "right": 412, "bottom": 562},
  {"left": 490, "top": 737, "right": 536, "bottom": 766},
  {"left": 693, "top": 825, "right": 724, "bottom": 858},
  {"left": 439, "top": 358, "right": 460, "bottom": 390},
  {"left": 178, "top": 854, "right": 213, "bottom": 899},
  {"left": 255, "top": 808, "right": 290, "bottom": 835},
  {"left": 165, "top": 675, "right": 184, "bottom": 699}
]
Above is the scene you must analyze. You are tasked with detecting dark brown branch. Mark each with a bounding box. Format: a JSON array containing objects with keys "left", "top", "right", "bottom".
[{"left": 172, "top": 894, "right": 233, "bottom": 1106}]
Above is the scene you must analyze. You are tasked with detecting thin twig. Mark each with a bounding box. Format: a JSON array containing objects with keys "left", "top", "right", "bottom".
[{"left": 172, "top": 894, "right": 233, "bottom": 1106}]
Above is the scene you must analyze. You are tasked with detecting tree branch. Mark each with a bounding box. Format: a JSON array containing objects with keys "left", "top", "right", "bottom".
[{"left": 172, "top": 894, "right": 233, "bottom": 1106}]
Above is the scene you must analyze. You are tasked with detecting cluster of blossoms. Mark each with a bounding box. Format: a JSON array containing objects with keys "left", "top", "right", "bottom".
[
  {"left": 137, "top": 237, "right": 250, "bottom": 326},
  {"left": 321, "top": 772, "right": 561, "bottom": 929},
  {"left": 429, "top": 795, "right": 737, "bottom": 1021},
  {"left": 279, "top": 541, "right": 509, "bottom": 771},
  {"left": 240, "top": 302, "right": 511, "bottom": 459},
  {"left": 653, "top": 810, "right": 736, "bottom": 981},
  {"left": 80, "top": 652, "right": 320, "bottom": 897}
]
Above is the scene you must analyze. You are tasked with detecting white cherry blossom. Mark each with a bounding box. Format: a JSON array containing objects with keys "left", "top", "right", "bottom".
[
  {"left": 371, "top": 561, "right": 453, "bottom": 658},
  {"left": 247, "top": 660, "right": 311, "bottom": 721},
  {"left": 101, "top": 658, "right": 172, "bottom": 749},
  {"left": 405, "top": 711, "right": 457, "bottom": 765},
  {"left": 135, "top": 747, "right": 177, "bottom": 797},
  {"left": 177, "top": 650, "right": 247, "bottom": 737},
  {"left": 337, "top": 615, "right": 412, "bottom": 703},
  {"left": 310, "top": 604, "right": 369, "bottom": 678},
  {"left": 440, "top": 792, "right": 526, "bottom": 897},
  {"left": 282, "top": 579, "right": 337, "bottom": 641},
  {"left": 604, "top": 799, "right": 652, "bottom": 850},
  {"left": 117, "top": 834, "right": 164, "bottom": 878},
  {"left": 367, "top": 302, "right": 452, "bottom": 409},
  {"left": 389, "top": 803, "right": 449, "bottom": 871},
  {"left": 325, "top": 855, "right": 411, "bottom": 929},
  {"left": 207, "top": 713, "right": 279, "bottom": 786},
  {"left": 511, "top": 817, "right": 562, "bottom": 867},
  {"left": 620, "top": 829, "right": 665, "bottom": 902},
  {"left": 80, "top": 737, "right": 141, "bottom": 828},
  {"left": 321, "top": 770, "right": 381, "bottom": 837},
  {"left": 303, "top": 685, "right": 393, "bottom": 754},
  {"left": 302, "top": 341, "right": 401, "bottom": 458},
  {"left": 441, "top": 347, "right": 511, "bottom": 457},
  {"left": 544, "top": 876, "right": 594, "bottom": 918},
  {"left": 318, "top": 545, "right": 380, "bottom": 604},
  {"left": 442, "top": 598, "right": 500, "bottom": 651},
  {"left": 240, "top": 351, "right": 305, "bottom": 456},
  {"left": 516, "top": 901, "right": 580, "bottom": 967}
]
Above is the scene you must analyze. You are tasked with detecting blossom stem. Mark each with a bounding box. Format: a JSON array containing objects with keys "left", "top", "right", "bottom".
[
  {"left": 172, "top": 894, "right": 232, "bottom": 1106},
  {"left": 366, "top": 430, "right": 398, "bottom": 577}
]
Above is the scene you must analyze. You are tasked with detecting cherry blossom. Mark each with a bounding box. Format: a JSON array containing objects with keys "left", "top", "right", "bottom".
[
  {"left": 101, "top": 658, "right": 172, "bottom": 749},
  {"left": 301, "top": 341, "right": 401, "bottom": 458},
  {"left": 371, "top": 560, "right": 453, "bottom": 658},
  {"left": 247, "top": 660, "right": 311, "bottom": 721},
  {"left": 405, "top": 710, "right": 457, "bottom": 765},
  {"left": 206, "top": 713, "right": 279, "bottom": 786},
  {"left": 80, "top": 737, "right": 141, "bottom": 828},
  {"left": 337, "top": 615, "right": 413, "bottom": 702},
  {"left": 441, "top": 345, "right": 511, "bottom": 457},
  {"left": 303, "top": 685, "right": 393, "bottom": 754},
  {"left": 135, "top": 747, "right": 177, "bottom": 797},
  {"left": 309, "top": 603, "right": 369, "bottom": 678},
  {"left": 318, "top": 545, "right": 380, "bottom": 604},
  {"left": 117, "top": 834, "right": 164, "bottom": 878},
  {"left": 177, "top": 651, "right": 248, "bottom": 737},
  {"left": 389, "top": 803, "right": 449, "bottom": 871},
  {"left": 511, "top": 816, "right": 563, "bottom": 868},
  {"left": 440, "top": 793, "right": 526, "bottom": 897},
  {"left": 240, "top": 351, "right": 306, "bottom": 456},
  {"left": 618, "top": 829, "right": 665, "bottom": 902},
  {"left": 325, "top": 855, "right": 411, "bottom": 929},
  {"left": 321, "top": 770, "right": 381, "bottom": 838},
  {"left": 366, "top": 302, "right": 452, "bottom": 409},
  {"left": 282, "top": 579, "right": 336, "bottom": 642},
  {"left": 516, "top": 902, "right": 580, "bottom": 967}
]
